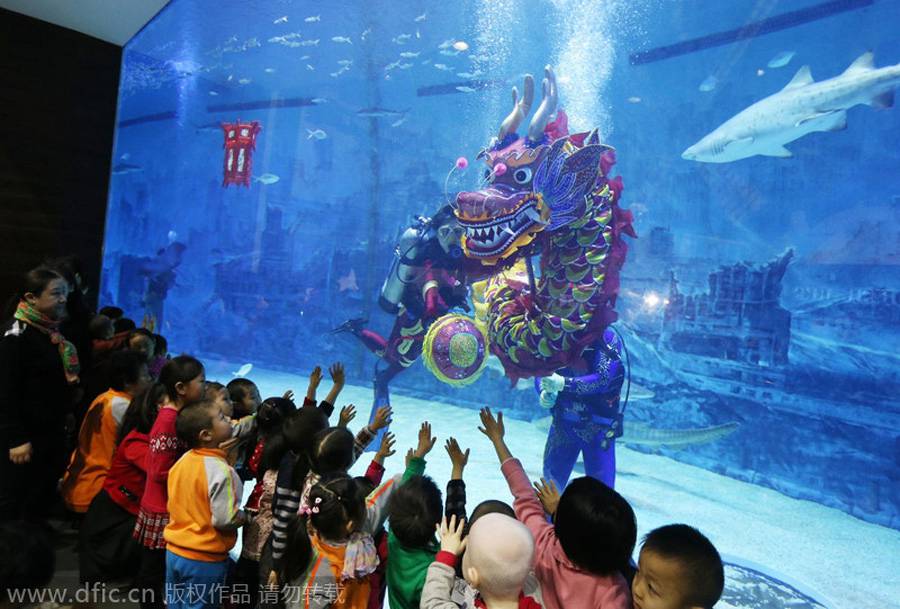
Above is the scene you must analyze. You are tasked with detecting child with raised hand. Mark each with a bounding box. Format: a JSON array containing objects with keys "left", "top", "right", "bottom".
[
  {"left": 632, "top": 524, "right": 724, "bottom": 609},
  {"left": 164, "top": 400, "right": 247, "bottom": 609},
  {"left": 422, "top": 513, "right": 538, "bottom": 609},
  {"left": 478, "top": 407, "right": 635, "bottom": 609},
  {"left": 269, "top": 406, "right": 393, "bottom": 586},
  {"left": 279, "top": 428, "right": 432, "bottom": 609},
  {"left": 304, "top": 362, "right": 347, "bottom": 417},
  {"left": 386, "top": 422, "right": 444, "bottom": 609}
]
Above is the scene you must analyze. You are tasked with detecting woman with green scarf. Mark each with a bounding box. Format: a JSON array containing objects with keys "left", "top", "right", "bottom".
[{"left": 0, "top": 265, "right": 80, "bottom": 523}]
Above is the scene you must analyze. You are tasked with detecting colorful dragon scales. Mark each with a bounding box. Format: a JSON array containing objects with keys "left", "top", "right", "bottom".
[{"left": 450, "top": 66, "right": 636, "bottom": 384}]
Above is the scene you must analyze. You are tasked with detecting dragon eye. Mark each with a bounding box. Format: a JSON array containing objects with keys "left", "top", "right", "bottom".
[{"left": 513, "top": 168, "right": 532, "bottom": 184}]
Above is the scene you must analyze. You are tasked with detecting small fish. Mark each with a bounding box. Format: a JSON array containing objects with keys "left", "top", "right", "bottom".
[
  {"left": 415, "top": 12, "right": 427, "bottom": 22},
  {"left": 254, "top": 173, "right": 280, "bottom": 185},
  {"left": 452, "top": 40, "right": 469, "bottom": 52},
  {"left": 307, "top": 129, "right": 328, "bottom": 140},
  {"left": 356, "top": 107, "right": 406, "bottom": 118},
  {"left": 306, "top": 64, "right": 315, "bottom": 71},
  {"left": 456, "top": 86, "right": 476, "bottom": 93},
  {"left": 311, "top": 97, "right": 327, "bottom": 104},
  {"left": 167, "top": 230, "right": 178, "bottom": 243},
  {"left": 238, "top": 78, "right": 251, "bottom": 85},
  {"left": 756, "top": 68, "right": 765, "bottom": 76},
  {"left": 232, "top": 363, "right": 253, "bottom": 377},
  {"left": 456, "top": 71, "right": 476, "bottom": 78},
  {"left": 337, "top": 59, "right": 353, "bottom": 66},
  {"left": 421, "top": 59, "right": 431, "bottom": 65},
  {"left": 627, "top": 96, "right": 642, "bottom": 103},
  {"left": 698, "top": 75, "right": 717, "bottom": 92},
  {"left": 385, "top": 60, "right": 402, "bottom": 71},
  {"left": 300, "top": 55, "right": 310, "bottom": 60},
  {"left": 767, "top": 50, "right": 796, "bottom": 69},
  {"left": 208, "top": 90, "right": 219, "bottom": 96},
  {"left": 438, "top": 39, "right": 455, "bottom": 49},
  {"left": 330, "top": 71, "right": 342, "bottom": 77},
  {"left": 415, "top": 29, "right": 420, "bottom": 39},
  {"left": 227, "top": 74, "right": 234, "bottom": 81},
  {"left": 264, "top": 67, "right": 276, "bottom": 73},
  {"left": 391, "top": 116, "right": 408, "bottom": 128},
  {"left": 434, "top": 63, "right": 451, "bottom": 71},
  {"left": 112, "top": 163, "right": 143, "bottom": 175},
  {"left": 392, "top": 34, "right": 411, "bottom": 44},
  {"left": 300, "top": 39, "right": 320, "bottom": 47},
  {"left": 440, "top": 49, "right": 460, "bottom": 56},
  {"left": 120, "top": 153, "right": 130, "bottom": 160},
  {"left": 398, "top": 62, "right": 413, "bottom": 70},
  {"left": 273, "top": 16, "right": 288, "bottom": 24},
  {"left": 399, "top": 51, "right": 420, "bottom": 58},
  {"left": 305, "top": 15, "right": 321, "bottom": 22},
  {"left": 332, "top": 36, "right": 352, "bottom": 44},
  {"left": 361, "top": 28, "right": 371, "bottom": 41}
]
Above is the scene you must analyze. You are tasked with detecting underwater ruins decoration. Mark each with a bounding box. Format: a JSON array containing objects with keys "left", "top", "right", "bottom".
[
  {"left": 430, "top": 65, "right": 636, "bottom": 385},
  {"left": 221, "top": 119, "right": 261, "bottom": 187},
  {"left": 682, "top": 52, "right": 900, "bottom": 163}
]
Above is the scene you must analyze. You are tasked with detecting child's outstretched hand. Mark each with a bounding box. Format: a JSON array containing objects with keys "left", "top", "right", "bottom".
[
  {"left": 282, "top": 389, "right": 295, "bottom": 402},
  {"left": 438, "top": 515, "right": 468, "bottom": 556},
  {"left": 307, "top": 366, "right": 323, "bottom": 398},
  {"left": 405, "top": 447, "right": 415, "bottom": 468},
  {"left": 338, "top": 404, "right": 357, "bottom": 428},
  {"left": 375, "top": 432, "right": 396, "bottom": 464},
  {"left": 371, "top": 406, "right": 393, "bottom": 431},
  {"left": 533, "top": 477, "right": 561, "bottom": 517},
  {"left": 415, "top": 421, "right": 437, "bottom": 458},
  {"left": 478, "top": 407, "right": 505, "bottom": 443},
  {"left": 329, "top": 362, "right": 345, "bottom": 386},
  {"left": 445, "top": 437, "right": 470, "bottom": 480}
]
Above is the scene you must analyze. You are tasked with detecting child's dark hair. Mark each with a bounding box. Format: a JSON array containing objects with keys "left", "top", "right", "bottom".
[
  {"left": 354, "top": 476, "right": 376, "bottom": 499},
  {"left": 281, "top": 407, "right": 330, "bottom": 488},
  {"left": 114, "top": 317, "right": 137, "bottom": 333},
  {"left": 466, "top": 499, "right": 515, "bottom": 535},
  {"left": 307, "top": 474, "right": 365, "bottom": 542},
  {"left": 108, "top": 350, "right": 147, "bottom": 391},
  {"left": 205, "top": 381, "right": 227, "bottom": 395},
  {"left": 99, "top": 305, "right": 124, "bottom": 320},
  {"left": 159, "top": 355, "right": 204, "bottom": 402},
  {"left": 89, "top": 315, "right": 113, "bottom": 339},
  {"left": 312, "top": 426, "right": 355, "bottom": 474},
  {"left": 388, "top": 475, "right": 442, "bottom": 549},
  {"left": 642, "top": 524, "right": 724, "bottom": 609},
  {"left": 118, "top": 382, "right": 167, "bottom": 444},
  {"left": 0, "top": 520, "right": 55, "bottom": 601},
  {"left": 554, "top": 476, "right": 636, "bottom": 576},
  {"left": 153, "top": 333, "right": 168, "bottom": 356},
  {"left": 256, "top": 397, "right": 299, "bottom": 473},
  {"left": 175, "top": 400, "right": 217, "bottom": 448},
  {"left": 227, "top": 378, "right": 257, "bottom": 403}
]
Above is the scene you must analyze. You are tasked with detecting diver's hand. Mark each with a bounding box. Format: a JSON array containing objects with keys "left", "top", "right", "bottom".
[
  {"left": 540, "top": 374, "right": 565, "bottom": 394},
  {"left": 539, "top": 390, "right": 557, "bottom": 409}
]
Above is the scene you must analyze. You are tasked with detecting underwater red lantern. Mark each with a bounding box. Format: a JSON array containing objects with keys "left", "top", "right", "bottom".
[{"left": 221, "top": 119, "right": 261, "bottom": 187}]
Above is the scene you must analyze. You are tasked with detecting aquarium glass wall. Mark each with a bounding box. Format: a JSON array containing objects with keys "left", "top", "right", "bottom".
[{"left": 102, "top": 1, "right": 899, "bottom": 606}]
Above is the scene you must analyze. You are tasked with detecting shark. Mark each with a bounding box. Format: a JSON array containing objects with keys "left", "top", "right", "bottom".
[{"left": 682, "top": 52, "right": 900, "bottom": 163}]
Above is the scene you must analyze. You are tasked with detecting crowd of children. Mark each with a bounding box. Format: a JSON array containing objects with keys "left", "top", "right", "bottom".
[{"left": 0, "top": 263, "right": 725, "bottom": 609}]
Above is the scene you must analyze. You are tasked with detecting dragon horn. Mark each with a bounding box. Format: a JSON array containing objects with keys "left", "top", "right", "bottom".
[
  {"left": 527, "top": 65, "right": 558, "bottom": 142},
  {"left": 498, "top": 74, "right": 535, "bottom": 141}
]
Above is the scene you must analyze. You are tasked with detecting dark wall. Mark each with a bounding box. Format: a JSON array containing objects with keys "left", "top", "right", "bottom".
[{"left": 0, "top": 8, "right": 121, "bottom": 310}]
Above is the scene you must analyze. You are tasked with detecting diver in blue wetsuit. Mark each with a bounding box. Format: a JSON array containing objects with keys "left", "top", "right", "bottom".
[{"left": 538, "top": 327, "right": 626, "bottom": 490}]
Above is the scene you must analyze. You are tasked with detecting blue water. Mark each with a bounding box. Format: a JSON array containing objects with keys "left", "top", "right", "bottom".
[{"left": 102, "top": 1, "right": 899, "bottom": 604}]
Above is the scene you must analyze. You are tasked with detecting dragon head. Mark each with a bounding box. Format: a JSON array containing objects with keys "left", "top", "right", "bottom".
[{"left": 455, "top": 66, "right": 612, "bottom": 267}]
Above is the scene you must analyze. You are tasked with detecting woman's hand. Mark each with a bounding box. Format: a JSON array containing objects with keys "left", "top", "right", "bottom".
[{"left": 9, "top": 442, "right": 32, "bottom": 465}]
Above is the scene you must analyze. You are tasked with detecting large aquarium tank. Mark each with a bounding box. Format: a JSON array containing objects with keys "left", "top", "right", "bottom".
[{"left": 101, "top": 1, "right": 899, "bottom": 607}]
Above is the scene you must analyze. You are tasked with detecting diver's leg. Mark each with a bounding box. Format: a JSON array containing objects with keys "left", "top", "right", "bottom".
[
  {"left": 542, "top": 417, "right": 581, "bottom": 491},
  {"left": 582, "top": 437, "right": 617, "bottom": 489}
]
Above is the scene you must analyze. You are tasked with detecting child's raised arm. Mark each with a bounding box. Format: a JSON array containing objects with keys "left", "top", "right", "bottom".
[
  {"left": 444, "top": 437, "right": 469, "bottom": 522},
  {"left": 304, "top": 366, "right": 323, "bottom": 403},
  {"left": 321, "top": 362, "right": 345, "bottom": 408}
]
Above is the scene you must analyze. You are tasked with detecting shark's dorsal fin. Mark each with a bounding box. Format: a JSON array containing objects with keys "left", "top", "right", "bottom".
[
  {"left": 781, "top": 66, "right": 814, "bottom": 91},
  {"left": 842, "top": 51, "right": 875, "bottom": 76}
]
